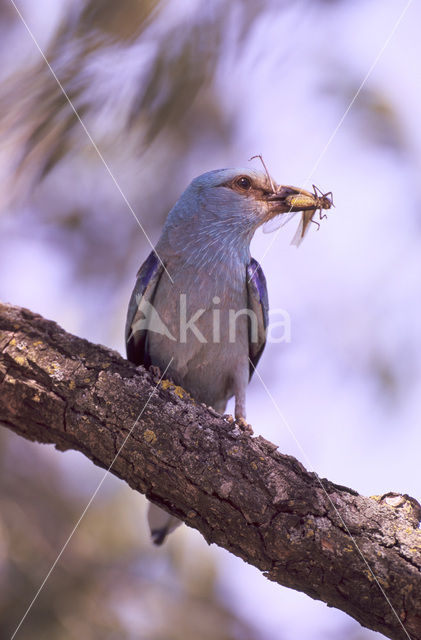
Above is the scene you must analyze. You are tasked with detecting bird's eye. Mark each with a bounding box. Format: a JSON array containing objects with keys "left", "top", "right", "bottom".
[{"left": 235, "top": 176, "right": 252, "bottom": 190}]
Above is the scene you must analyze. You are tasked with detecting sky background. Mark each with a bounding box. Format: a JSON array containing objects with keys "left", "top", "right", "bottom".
[{"left": 0, "top": 1, "right": 420, "bottom": 639}]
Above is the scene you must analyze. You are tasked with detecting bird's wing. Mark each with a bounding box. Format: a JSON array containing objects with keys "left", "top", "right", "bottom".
[
  {"left": 246, "top": 258, "right": 269, "bottom": 378},
  {"left": 125, "top": 251, "right": 164, "bottom": 366}
]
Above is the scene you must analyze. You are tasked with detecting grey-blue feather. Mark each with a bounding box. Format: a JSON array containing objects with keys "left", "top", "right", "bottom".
[
  {"left": 125, "top": 251, "right": 163, "bottom": 368},
  {"left": 126, "top": 167, "right": 305, "bottom": 543},
  {"left": 246, "top": 258, "right": 269, "bottom": 377}
]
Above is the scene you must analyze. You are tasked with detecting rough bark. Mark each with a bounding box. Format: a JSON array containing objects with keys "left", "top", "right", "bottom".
[{"left": 0, "top": 302, "right": 420, "bottom": 640}]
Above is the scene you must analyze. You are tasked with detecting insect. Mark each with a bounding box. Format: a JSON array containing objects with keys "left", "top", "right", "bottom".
[
  {"left": 284, "top": 184, "right": 334, "bottom": 244},
  {"left": 250, "top": 154, "right": 334, "bottom": 245}
]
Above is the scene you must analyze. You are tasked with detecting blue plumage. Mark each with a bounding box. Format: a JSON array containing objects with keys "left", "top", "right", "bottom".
[
  {"left": 246, "top": 258, "right": 269, "bottom": 377},
  {"left": 126, "top": 251, "right": 163, "bottom": 368}
]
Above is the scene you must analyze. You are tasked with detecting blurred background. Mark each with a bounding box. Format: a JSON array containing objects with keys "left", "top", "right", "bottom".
[{"left": 0, "top": 0, "right": 419, "bottom": 638}]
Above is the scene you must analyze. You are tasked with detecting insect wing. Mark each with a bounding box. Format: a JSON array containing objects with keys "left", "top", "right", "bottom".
[
  {"left": 291, "top": 210, "right": 315, "bottom": 247},
  {"left": 290, "top": 217, "right": 305, "bottom": 246},
  {"left": 262, "top": 210, "right": 300, "bottom": 234},
  {"left": 301, "top": 209, "right": 316, "bottom": 235}
]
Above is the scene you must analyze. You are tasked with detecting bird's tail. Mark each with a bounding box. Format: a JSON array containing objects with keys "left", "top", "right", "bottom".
[{"left": 147, "top": 502, "right": 182, "bottom": 545}]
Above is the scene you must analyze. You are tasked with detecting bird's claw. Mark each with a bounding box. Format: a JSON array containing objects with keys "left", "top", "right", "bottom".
[
  {"left": 235, "top": 417, "right": 254, "bottom": 435},
  {"left": 223, "top": 414, "right": 235, "bottom": 424}
]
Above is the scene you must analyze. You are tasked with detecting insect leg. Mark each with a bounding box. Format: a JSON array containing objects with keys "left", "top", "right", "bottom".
[
  {"left": 312, "top": 184, "right": 324, "bottom": 198},
  {"left": 310, "top": 211, "right": 321, "bottom": 231}
]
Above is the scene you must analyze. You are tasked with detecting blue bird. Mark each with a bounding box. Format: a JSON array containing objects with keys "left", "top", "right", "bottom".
[{"left": 126, "top": 167, "right": 313, "bottom": 544}]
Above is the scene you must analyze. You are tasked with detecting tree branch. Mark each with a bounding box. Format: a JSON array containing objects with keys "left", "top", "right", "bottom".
[{"left": 1, "top": 302, "right": 420, "bottom": 640}]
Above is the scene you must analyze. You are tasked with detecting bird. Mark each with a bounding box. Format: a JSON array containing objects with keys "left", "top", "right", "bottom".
[{"left": 125, "top": 166, "right": 313, "bottom": 544}]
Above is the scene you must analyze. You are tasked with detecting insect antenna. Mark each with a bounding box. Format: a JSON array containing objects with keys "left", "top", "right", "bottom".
[
  {"left": 249, "top": 154, "right": 276, "bottom": 193},
  {"left": 312, "top": 184, "right": 324, "bottom": 198}
]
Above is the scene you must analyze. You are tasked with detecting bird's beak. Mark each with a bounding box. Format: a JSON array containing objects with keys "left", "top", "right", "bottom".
[{"left": 266, "top": 185, "right": 319, "bottom": 215}]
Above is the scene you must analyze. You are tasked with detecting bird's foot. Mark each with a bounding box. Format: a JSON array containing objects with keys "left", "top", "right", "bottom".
[{"left": 235, "top": 416, "right": 254, "bottom": 435}]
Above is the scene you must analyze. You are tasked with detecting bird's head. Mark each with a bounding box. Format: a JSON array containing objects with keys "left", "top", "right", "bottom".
[
  {"left": 159, "top": 168, "right": 320, "bottom": 267},
  {"left": 170, "top": 168, "right": 311, "bottom": 235}
]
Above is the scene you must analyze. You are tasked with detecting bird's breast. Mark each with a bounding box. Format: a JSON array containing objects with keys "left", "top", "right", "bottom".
[{"left": 146, "top": 263, "right": 250, "bottom": 407}]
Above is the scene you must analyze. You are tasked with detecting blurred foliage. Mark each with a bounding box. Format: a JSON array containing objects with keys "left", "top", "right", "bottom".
[
  {"left": 0, "top": 0, "right": 285, "bottom": 293},
  {"left": 0, "top": 0, "right": 278, "bottom": 190},
  {"left": 321, "top": 69, "right": 406, "bottom": 151},
  {"left": 77, "top": 0, "right": 162, "bottom": 42}
]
